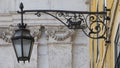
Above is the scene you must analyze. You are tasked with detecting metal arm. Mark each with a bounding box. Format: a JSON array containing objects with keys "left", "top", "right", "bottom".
[{"left": 17, "top": 2, "right": 110, "bottom": 40}]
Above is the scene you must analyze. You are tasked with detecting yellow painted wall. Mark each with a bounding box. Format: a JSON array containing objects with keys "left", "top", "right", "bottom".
[{"left": 89, "top": 0, "right": 120, "bottom": 68}]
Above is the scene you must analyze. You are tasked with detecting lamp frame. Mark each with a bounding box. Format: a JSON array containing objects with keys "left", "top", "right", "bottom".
[
  {"left": 11, "top": 27, "right": 34, "bottom": 62},
  {"left": 11, "top": 3, "right": 34, "bottom": 62}
]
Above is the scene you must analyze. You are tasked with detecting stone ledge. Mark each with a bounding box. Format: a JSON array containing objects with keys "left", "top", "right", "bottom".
[{"left": 47, "top": 42, "right": 73, "bottom": 45}]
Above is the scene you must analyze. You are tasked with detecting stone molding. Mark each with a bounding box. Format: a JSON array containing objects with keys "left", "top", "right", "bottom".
[
  {"left": 45, "top": 26, "right": 74, "bottom": 41},
  {"left": 0, "top": 25, "right": 13, "bottom": 43},
  {"left": 28, "top": 26, "right": 42, "bottom": 41},
  {"left": 0, "top": 25, "right": 74, "bottom": 43}
]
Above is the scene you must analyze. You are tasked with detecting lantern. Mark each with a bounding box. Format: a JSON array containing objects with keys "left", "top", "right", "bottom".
[{"left": 11, "top": 23, "right": 34, "bottom": 62}]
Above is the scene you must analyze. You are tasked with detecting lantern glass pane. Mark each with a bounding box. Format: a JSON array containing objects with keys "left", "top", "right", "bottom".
[
  {"left": 23, "top": 39, "right": 31, "bottom": 57},
  {"left": 23, "top": 31, "right": 30, "bottom": 36},
  {"left": 14, "top": 30, "right": 22, "bottom": 36},
  {"left": 13, "top": 39, "right": 22, "bottom": 57}
]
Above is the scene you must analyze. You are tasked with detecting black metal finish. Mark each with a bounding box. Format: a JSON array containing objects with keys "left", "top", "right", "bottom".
[
  {"left": 11, "top": 3, "right": 34, "bottom": 62},
  {"left": 11, "top": 29, "right": 34, "bottom": 62},
  {"left": 17, "top": 2, "right": 110, "bottom": 40},
  {"left": 11, "top": 1, "right": 111, "bottom": 63}
]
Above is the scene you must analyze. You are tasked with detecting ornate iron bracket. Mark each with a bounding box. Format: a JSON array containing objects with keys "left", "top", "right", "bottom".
[{"left": 17, "top": 3, "right": 110, "bottom": 41}]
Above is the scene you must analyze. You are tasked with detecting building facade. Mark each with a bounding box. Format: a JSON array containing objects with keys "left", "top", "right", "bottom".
[
  {"left": 0, "top": 0, "right": 120, "bottom": 68},
  {"left": 0, "top": 0, "right": 90, "bottom": 68},
  {"left": 90, "top": 0, "right": 120, "bottom": 68}
]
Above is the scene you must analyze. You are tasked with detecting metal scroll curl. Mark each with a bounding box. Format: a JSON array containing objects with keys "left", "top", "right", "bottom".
[
  {"left": 55, "top": 12, "right": 108, "bottom": 39},
  {"left": 34, "top": 11, "right": 108, "bottom": 39},
  {"left": 82, "top": 14, "right": 107, "bottom": 39}
]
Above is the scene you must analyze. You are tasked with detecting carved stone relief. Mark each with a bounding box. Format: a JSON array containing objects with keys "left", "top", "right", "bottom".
[
  {"left": 0, "top": 25, "right": 74, "bottom": 43},
  {"left": 0, "top": 25, "right": 42, "bottom": 43},
  {"left": 0, "top": 25, "right": 14, "bottom": 43},
  {"left": 45, "top": 26, "right": 74, "bottom": 41},
  {"left": 28, "top": 25, "right": 42, "bottom": 42}
]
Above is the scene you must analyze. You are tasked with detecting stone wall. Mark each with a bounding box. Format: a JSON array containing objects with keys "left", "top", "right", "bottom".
[{"left": 0, "top": 0, "right": 90, "bottom": 68}]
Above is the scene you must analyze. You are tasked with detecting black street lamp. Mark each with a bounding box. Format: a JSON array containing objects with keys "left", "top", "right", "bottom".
[
  {"left": 11, "top": 0, "right": 111, "bottom": 62},
  {"left": 11, "top": 3, "right": 34, "bottom": 63}
]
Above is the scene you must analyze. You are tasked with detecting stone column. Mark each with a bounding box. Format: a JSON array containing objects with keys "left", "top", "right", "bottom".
[
  {"left": 0, "top": 43, "right": 14, "bottom": 68},
  {"left": 72, "top": 30, "right": 89, "bottom": 68},
  {"left": 46, "top": 26, "right": 74, "bottom": 68},
  {"left": 48, "top": 43, "right": 72, "bottom": 68}
]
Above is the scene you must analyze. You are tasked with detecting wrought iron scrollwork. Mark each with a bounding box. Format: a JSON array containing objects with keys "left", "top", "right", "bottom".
[
  {"left": 33, "top": 11, "right": 109, "bottom": 39},
  {"left": 17, "top": 2, "right": 110, "bottom": 40},
  {"left": 35, "top": 12, "right": 41, "bottom": 17},
  {"left": 34, "top": 12, "right": 87, "bottom": 29},
  {"left": 82, "top": 14, "right": 108, "bottom": 39},
  {"left": 56, "top": 12, "right": 86, "bottom": 29}
]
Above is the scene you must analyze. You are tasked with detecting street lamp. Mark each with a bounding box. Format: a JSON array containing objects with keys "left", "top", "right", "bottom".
[
  {"left": 11, "top": 0, "right": 110, "bottom": 62},
  {"left": 11, "top": 3, "right": 34, "bottom": 63}
]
